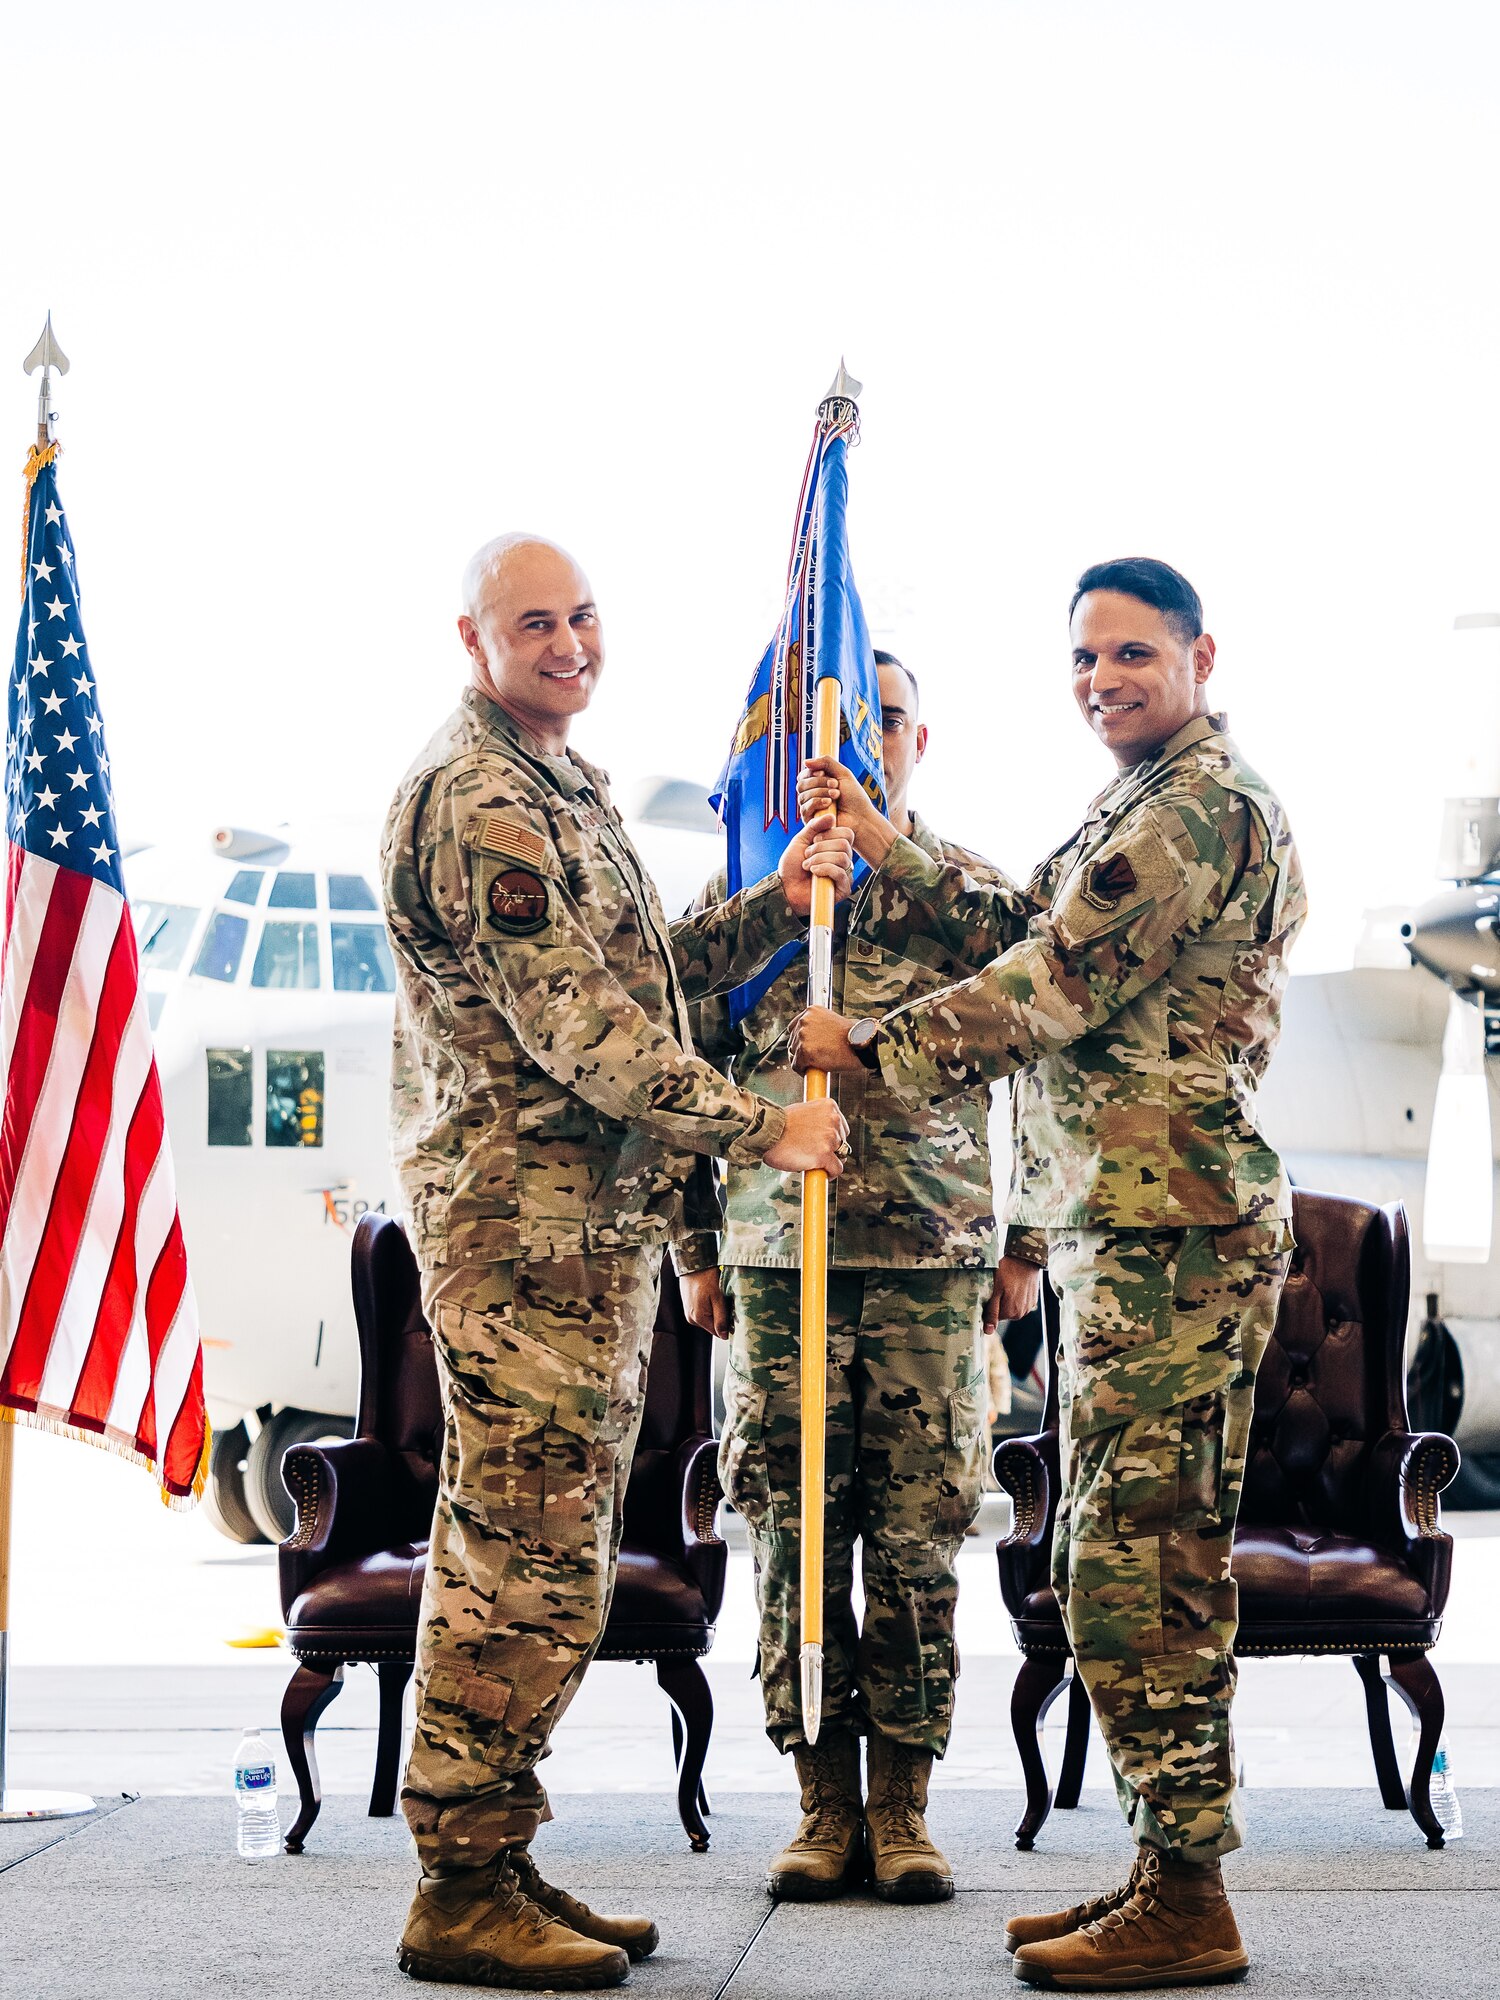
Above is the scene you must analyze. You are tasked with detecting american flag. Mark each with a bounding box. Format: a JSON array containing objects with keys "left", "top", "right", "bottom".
[{"left": 0, "top": 445, "right": 207, "bottom": 1503}]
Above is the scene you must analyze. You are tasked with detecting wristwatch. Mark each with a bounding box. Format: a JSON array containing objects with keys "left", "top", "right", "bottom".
[{"left": 846, "top": 1018, "right": 881, "bottom": 1071}]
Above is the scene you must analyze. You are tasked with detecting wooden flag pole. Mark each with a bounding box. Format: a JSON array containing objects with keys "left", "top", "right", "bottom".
[
  {"left": 798, "top": 672, "right": 842, "bottom": 1744},
  {"left": 0, "top": 1417, "right": 13, "bottom": 1800},
  {"left": 0, "top": 324, "right": 94, "bottom": 1823}
]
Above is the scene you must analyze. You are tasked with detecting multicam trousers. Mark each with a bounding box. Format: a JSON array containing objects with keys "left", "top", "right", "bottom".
[
  {"left": 719, "top": 1266, "right": 990, "bottom": 1756},
  {"left": 1048, "top": 1221, "right": 1291, "bottom": 1861},
  {"left": 402, "top": 1247, "right": 663, "bottom": 1875}
]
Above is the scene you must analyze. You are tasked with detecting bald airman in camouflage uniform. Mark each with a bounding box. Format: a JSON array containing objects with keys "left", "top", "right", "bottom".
[
  {"left": 793, "top": 559, "right": 1306, "bottom": 1990},
  {"left": 682, "top": 654, "right": 1045, "bottom": 1905},
  {"left": 384, "top": 534, "right": 851, "bottom": 1990}
]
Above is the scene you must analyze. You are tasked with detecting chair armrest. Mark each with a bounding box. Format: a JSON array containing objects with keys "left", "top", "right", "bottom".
[
  {"left": 675, "top": 1435, "right": 728, "bottom": 1616},
  {"left": 1364, "top": 1429, "right": 1460, "bottom": 1546},
  {"left": 278, "top": 1437, "right": 403, "bottom": 1616},
  {"left": 994, "top": 1433, "right": 1053, "bottom": 1550}
]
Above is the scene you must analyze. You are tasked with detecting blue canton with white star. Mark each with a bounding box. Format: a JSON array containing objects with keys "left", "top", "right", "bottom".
[{"left": 8, "top": 458, "right": 124, "bottom": 893}]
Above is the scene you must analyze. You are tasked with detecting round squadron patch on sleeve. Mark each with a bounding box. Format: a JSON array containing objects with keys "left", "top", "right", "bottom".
[{"left": 488, "top": 867, "right": 550, "bottom": 936}]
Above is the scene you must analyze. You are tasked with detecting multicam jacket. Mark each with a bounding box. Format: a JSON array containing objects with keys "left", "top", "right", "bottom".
[
  {"left": 382, "top": 688, "right": 796, "bottom": 1269},
  {"left": 869, "top": 715, "right": 1307, "bottom": 1232},
  {"left": 680, "top": 813, "right": 1035, "bottom": 1272}
]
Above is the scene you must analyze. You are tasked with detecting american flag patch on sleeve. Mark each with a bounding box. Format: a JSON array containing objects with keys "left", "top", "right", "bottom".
[{"left": 475, "top": 812, "right": 548, "bottom": 871}]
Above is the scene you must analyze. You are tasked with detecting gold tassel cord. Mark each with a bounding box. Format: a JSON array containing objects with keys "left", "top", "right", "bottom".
[{"left": 19, "top": 441, "right": 59, "bottom": 598}]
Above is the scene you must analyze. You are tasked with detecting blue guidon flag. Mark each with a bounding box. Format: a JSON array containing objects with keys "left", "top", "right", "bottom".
[
  {"left": 712, "top": 395, "right": 885, "bottom": 1021},
  {"left": 0, "top": 445, "right": 207, "bottom": 1504}
]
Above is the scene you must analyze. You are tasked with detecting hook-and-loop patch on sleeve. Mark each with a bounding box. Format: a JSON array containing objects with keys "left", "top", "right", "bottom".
[
  {"left": 1051, "top": 815, "right": 1192, "bottom": 950},
  {"left": 465, "top": 810, "right": 556, "bottom": 939}
]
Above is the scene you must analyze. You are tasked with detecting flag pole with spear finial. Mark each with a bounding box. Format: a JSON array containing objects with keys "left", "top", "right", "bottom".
[
  {"left": 799, "top": 358, "right": 862, "bottom": 1746},
  {"left": 0, "top": 316, "right": 93, "bottom": 1823}
]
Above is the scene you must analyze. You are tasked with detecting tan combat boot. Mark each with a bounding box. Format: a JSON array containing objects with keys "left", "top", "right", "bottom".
[
  {"left": 508, "top": 1847, "right": 659, "bottom": 1961},
  {"left": 863, "top": 1735, "right": 954, "bottom": 1904},
  {"left": 397, "top": 1857, "right": 630, "bottom": 1989},
  {"left": 1005, "top": 1848, "right": 1152, "bottom": 1953},
  {"left": 1011, "top": 1847, "right": 1250, "bottom": 1990},
  {"left": 766, "top": 1730, "right": 865, "bottom": 1901}
]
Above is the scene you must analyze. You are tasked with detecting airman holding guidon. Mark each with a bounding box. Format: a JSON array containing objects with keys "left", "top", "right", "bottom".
[
  {"left": 382, "top": 533, "right": 854, "bottom": 1990},
  {"left": 791, "top": 558, "right": 1306, "bottom": 1990}
]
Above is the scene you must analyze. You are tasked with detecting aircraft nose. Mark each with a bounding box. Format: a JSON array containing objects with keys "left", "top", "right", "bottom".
[{"left": 1402, "top": 885, "right": 1500, "bottom": 995}]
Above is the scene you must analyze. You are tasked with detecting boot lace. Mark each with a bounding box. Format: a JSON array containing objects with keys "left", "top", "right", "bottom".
[
  {"left": 492, "top": 1859, "right": 568, "bottom": 1941},
  {"left": 797, "top": 1745, "right": 858, "bottom": 1847},
  {"left": 506, "top": 1840, "right": 588, "bottom": 1920},
  {"left": 875, "top": 1758, "right": 926, "bottom": 1846},
  {"left": 1081, "top": 1847, "right": 1163, "bottom": 1940}
]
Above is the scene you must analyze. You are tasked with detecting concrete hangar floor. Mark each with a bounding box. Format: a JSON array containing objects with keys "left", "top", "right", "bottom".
[{"left": 2, "top": 1432, "right": 1497, "bottom": 1998}]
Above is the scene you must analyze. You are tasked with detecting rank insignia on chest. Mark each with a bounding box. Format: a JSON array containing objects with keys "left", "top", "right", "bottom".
[
  {"left": 488, "top": 867, "right": 550, "bottom": 935},
  {"left": 1081, "top": 852, "right": 1138, "bottom": 911},
  {"left": 475, "top": 811, "right": 549, "bottom": 871}
]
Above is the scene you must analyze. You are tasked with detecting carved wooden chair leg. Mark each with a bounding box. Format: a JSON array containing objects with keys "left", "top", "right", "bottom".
[
  {"left": 281, "top": 1660, "right": 345, "bottom": 1853},
  {"left": 1352, "top": 1650, "right": 1406, "bottom": 1810},
  {"left": 657, "top": 1657, "right": 714, "bottom": 1852},
  {"left": 1054, "top": 1665, "right": 1091, "bottom": 1810},
  {"left": 669, "top": 1703, "right": 709, "bottom": 1817},
  {"left": 369, "top": 1658, "right": 414, "bottom": 1818},
  {"left": 1384, "top": 1652, "right": 1447, "bottom": 1848},
  {"left": 1012, "top": 1651, "right": 1068, "bottom": 1850}
]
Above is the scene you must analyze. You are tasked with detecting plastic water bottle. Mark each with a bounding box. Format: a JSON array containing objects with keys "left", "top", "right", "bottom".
[
  {"left": 1430, "top": 1740, "right": 1464, "bottom": 1840},
  {"left": 234, "top": 1728, "right": 280, "bottom": 1858}
]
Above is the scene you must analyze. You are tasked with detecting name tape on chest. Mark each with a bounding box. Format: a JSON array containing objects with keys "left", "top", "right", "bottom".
[{"left": 475, "top": 811, "right": 549, "bottom": 872}]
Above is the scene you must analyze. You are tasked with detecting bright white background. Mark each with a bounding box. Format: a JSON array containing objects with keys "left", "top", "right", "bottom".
[{"left": 4, "top": 1, "right": 1500, "bottom": 970}]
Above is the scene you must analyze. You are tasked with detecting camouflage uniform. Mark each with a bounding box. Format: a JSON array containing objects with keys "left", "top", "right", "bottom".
[
  {"left": 864, "top": 716, "right": 1306, "bottom": 1859},
  {"left": 685, "top": 814, "right": 1040, "bottom": 1753},
  {"left": 383, "top": 687, "right": 798, "bottom": 1875}
]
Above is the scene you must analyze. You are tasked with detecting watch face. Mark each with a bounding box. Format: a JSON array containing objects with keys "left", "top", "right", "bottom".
[{"left": 848, "top": 1018, "right": 878, "bottom": 1049}]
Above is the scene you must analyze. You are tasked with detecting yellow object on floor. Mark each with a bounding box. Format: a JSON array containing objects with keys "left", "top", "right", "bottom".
[{"left": 224, "top": 1626, "right": 285, "bottom": 1649}]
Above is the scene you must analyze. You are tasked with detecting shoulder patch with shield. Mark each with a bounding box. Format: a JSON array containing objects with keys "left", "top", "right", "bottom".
[
  {"left": 1081, "top": 852, "right": 1139, "bottom": 912},
  {"left": 1053, "top": 816, "right": 1191, "bottom": 949}
]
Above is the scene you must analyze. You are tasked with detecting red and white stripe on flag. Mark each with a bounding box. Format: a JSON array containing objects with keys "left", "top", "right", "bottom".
[{"left": 1, "top": 445, "right": 207, "bottom": 1503}]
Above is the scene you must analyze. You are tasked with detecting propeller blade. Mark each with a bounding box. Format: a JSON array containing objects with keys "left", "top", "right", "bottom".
[{"left": 1423, "top": 991, "right": 1494, "bottom": 1264}]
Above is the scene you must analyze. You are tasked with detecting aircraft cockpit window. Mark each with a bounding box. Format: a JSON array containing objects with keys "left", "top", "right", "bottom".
[
  {"left": 330, "top": 921, "right": 395, "bottom": 992},
  {"left": 225, "top": 869, "right": 265, "bottom": 907},
  {"left": 207, "top": 1048, "right": 253, "bottom": 1146},
  {"left": 251, "top": 920, "right": 320, "bottom": 990},
  {"left": 266, "top": 1050, "right": 324, "bottom": 1148},
  {"left": 268, "top": 871, "right": 318, "bottom": 909},
  {"left": 133, "top": 900, "right": 199, "bottom": 972},
  {"left": 191, "top": 911, "right": 250, "bottom": 984},
  {"left": 328, "top": 873, "right": 379, "bottom": 911}
]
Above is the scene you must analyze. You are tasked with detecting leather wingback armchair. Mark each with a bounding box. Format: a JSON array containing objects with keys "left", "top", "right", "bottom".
[
  {"left": 995, "top": 1190, "right": 1460, "bottom": 1849},
  {"left": 277, "top": 1213, "right": 727, "bottom": 1854}
]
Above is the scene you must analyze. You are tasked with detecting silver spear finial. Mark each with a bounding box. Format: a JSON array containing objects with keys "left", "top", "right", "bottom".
[
  {"left": 822, "top": 357, "right": 863, "bottom": 404},
  {"left": 817, "top": 357, "right": 862, "bottom": 439},
  {"left": 23, "top": 314, "right": 70, "bottom": 446}
]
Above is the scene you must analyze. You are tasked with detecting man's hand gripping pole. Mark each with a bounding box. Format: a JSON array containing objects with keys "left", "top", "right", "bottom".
[{"left": 799, "top": 675, "right": 841, "bottom": 1744}]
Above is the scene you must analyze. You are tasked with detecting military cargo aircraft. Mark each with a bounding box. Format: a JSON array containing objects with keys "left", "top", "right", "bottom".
[{"left": 128, "top": 667, "right": 1500, "bottom": 1540}]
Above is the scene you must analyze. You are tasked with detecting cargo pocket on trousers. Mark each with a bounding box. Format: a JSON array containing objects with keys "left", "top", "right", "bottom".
[
  {"left": 418, "top": 1664, "right": 519, "bottom": 1771},
  {"left": 1105, "top": 1391, "right": 1226, "bottom": 1540},
  {"left": 480, "top": 1404, "right": 600, "bottom": 1546},
  {"left": 539, "top": 1397, "right": 602, "bottom": 1547},
  {"left": 935, "top": 1384, "right": 985, "bottom": 1539},
  {"left": 718, "top": 1372, "right": 773, "bottom": 1531},
  {"left": 481, "top": 1409, "right": 548, "bottom": 1535}
]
